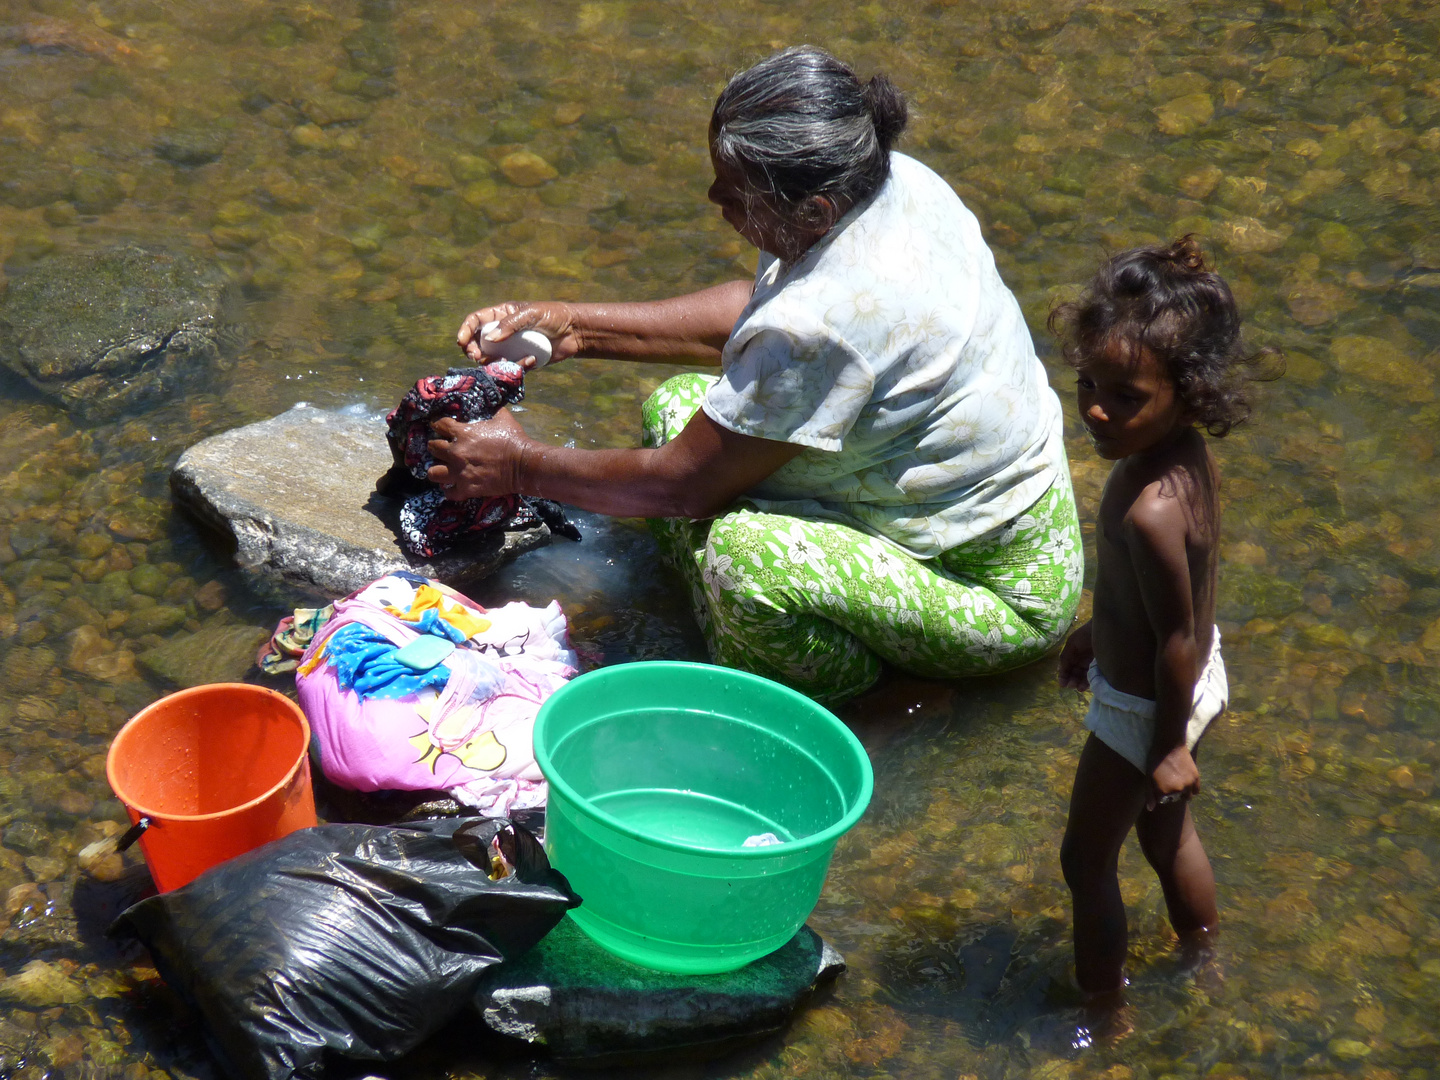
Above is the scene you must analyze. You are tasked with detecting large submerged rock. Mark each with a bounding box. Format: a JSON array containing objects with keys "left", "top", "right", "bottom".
[
  {"left": 476, "top": 919, "right": 845, "bottom": 1065},
  {"left": 0, "top": 245, "right": 233, "bottom": 418},
  {"left": 170, "top": 405, "right": 551, "bottom": 599}
]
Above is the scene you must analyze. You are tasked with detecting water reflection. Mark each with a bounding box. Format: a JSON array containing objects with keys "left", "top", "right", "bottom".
[{"left": 1, "top": 0, "right": 1438, "bottom": 1077}]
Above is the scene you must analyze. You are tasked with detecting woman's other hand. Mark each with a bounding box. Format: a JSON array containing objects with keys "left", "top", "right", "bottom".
[
  {"left": 1057, "top": 619, "right": 1094, "bottom": 691},
  {"left": 426, "top": 413, "right": 532, "bottom": 499},
  {"left": 456, "top": 302, "right": 582, "bottom": 368}
]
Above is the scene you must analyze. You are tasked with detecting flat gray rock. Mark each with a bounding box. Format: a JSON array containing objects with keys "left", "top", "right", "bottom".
[
  {"left": 0, "top": 244, "right": 232, "bottom": 418},
  {"left": 476, "top": 919, "right": 845, "bottom": 1065},
  {"left": 170, "top": 406, "right": 551, "bottom": 599}
]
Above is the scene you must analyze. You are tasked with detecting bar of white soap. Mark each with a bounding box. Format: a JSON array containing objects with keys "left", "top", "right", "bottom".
[{"left": 479, "top": 320, "right": 553, "bottom": 368}]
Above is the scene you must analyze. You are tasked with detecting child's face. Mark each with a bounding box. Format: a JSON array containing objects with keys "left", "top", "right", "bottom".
[{"left": 1074, "top": 338, "right": 1189, "bottom": 460}]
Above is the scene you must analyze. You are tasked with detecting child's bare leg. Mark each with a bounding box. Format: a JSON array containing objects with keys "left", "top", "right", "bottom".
[
  {"left": 1135, "top": 799, "right": 1217, "bottom": 936},
  {"left": 1061, "top": 735, "right": 1150, "bottom": 996}
]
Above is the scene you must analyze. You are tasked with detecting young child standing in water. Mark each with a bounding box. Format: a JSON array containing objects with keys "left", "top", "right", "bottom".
[{"left": 1049, "top": 237, "right": 1277, "bottom": 997}]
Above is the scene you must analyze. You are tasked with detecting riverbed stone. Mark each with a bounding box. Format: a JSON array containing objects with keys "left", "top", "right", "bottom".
[
  {"left": 123, "top": 605, "right": 186, "bottom": 637},
  {"left": 476, "top": 919, "right": 845, "bottom": 1065},
  {"left": 500, "top": 151, "right": 558, "bottom": 187},
  {"left": 0, "top": 961, "right": 87, "bottom": 1008},
  {"left": 170, "top": 405, "right": 552, "bottom": 599},
  {"left": 137, "top": 622, "right": 269, "bottom": 687},
  {"left": 0, "top": 245, "right": 233, "bottom": 418}
]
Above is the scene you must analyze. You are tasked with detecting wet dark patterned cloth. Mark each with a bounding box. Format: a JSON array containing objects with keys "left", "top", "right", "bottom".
[{"left": 384, "top": 361, "right": 580, "bottom": 558}]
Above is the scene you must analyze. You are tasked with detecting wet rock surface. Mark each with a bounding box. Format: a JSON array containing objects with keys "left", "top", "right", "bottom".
[
  {"left": 0, "top": 245, "right": 233, "bottom": 418},
  {"left": 170, "top": 405, "right": 551, "bottom": 599},
  {"left": 477, "top": 919, "right": 844, "bottom": 1064},
  {"left": 136, "top": 621, "right": 270, "bottom": 687}
]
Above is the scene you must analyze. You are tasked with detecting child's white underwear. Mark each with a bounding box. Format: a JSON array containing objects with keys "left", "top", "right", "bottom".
[{"left": 1084, "top": 629, "right": 1228, "bottom": 774}]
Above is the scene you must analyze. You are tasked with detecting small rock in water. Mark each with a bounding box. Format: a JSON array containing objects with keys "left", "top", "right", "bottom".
[
  {"left": 0, "top": 647, "right": 50, "bottom": 694},
  {"left": 3, "top": 821, "right": 48, "bottom": 856},
  {"left": 451, "top": 152, "right": 494, "bottom": 182},
  {"left": 70, "top": 168, "right": 125, "bottom": 214},
  {"left": 14, "top": 696, "right": 58, "bottom": 725},
  {"left": 154, "top": 127, "right": 228, "bottom": 167},
  {"left": 1284, "top": 279, "right": 1355, "bottom": 326},
  {"left": 23, "top": 856, "right": 65, "bottom": 883},
  {"left": 55, "top": 790, "right": 92, "bottom": 816},
  {"left": 0, "top": 960, "right": 87, "bottom": 1008},
  {"left": 138, "top": 623, "right": 269, "bottom": 687},
  {"left": 77, "top": 839, "right": 126, "bottom": 883},
  {"left": 500, "top": 151, "right": 558, "bottom": 187},
  {"left": 1328, "top": 1038, "right": 1372, "bottom": 1061},
  {"left": 65, "top": 625, "right": 110, "bottom": 672},
  {"left": 301, "top": 92, "right": 372, "bottom": 127},
  {"left": 290, "top": 123, "right": 330, "bottom": 150},
  {"left": 83, "top": 650, "right": 136, "bottom": 681},
  {"left": 193, "top": 579, "right": 227, "bottom": 611},
  {"left": 1155, "top": 93, "right": 1214, "bottom": 136},
  {"left": 108, "top": 510, "right": 164, "bottom": 542},
  {"left": 1331, "top": 335, "right": 1433, "bottom": 395},
  {"left": 1281, "top": 350, "right": 1327, "bottom": 386},
  {"left": 4, "top": 883, "right": 46, "bottom": 920},
  {"left": 1218, "top": 216, "right": 1291, "bottom": 255},
  {"left": 72, "top": 532, "right": 113, "bottom": 560},
  {"left": 124, "top": 605, "right": 187, "bottom": 637}
]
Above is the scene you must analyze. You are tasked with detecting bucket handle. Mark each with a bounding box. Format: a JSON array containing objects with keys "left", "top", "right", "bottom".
[{"left": 115, "top": 817, "right": 151, "bottom": 853}]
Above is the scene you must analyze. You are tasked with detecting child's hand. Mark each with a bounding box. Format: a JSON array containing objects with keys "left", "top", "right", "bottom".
[
  {"left": 1057, "top": 620, "right": 1094, "bottom": 691},
  {"left": 1147, "top": 746, "right": 1200, "bottom": 810}
]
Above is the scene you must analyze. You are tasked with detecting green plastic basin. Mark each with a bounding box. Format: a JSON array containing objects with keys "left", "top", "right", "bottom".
[{"left": 534, "top": 661, "right": 873, "bottom": 974}]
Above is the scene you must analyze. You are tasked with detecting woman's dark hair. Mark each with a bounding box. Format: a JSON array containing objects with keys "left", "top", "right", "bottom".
[
  {"left": 1048, "top": 236, "right": 1282, "bottom": 437},
  {"left": 710, "top": 45, "right": 908, "bottom": 231}
]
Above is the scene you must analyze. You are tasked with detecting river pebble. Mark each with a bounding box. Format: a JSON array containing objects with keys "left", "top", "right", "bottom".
[
  {"left": 500, "top": 150, "right": 559, "bottom": 187},
  {"left": 0, "top": 961, "right": 87, "bottom": 1008}
]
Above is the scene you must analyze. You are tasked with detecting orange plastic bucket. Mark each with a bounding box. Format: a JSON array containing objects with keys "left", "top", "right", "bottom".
[{"left": 106, "top": 683, "right": 317, "bottom": 892}]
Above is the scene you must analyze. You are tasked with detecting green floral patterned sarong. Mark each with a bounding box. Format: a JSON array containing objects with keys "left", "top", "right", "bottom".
[{"left": 643, "top": 374, "right": 1084, "bottom": 705}]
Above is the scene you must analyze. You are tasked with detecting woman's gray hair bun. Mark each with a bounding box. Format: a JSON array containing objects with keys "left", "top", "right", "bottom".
[
  {"left": 711, "top": 45, "right": 909, "bottom": 227},
  {"left": 861, "top": 73, "right": 908, "bottom": 152}
]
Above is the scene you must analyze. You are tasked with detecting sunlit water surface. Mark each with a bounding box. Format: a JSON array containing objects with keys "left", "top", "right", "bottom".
[{"left": 1, "top": 1, "right": 1438, "bottom": 1077}]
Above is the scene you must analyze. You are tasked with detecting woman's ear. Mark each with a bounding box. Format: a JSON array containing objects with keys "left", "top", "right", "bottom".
[{"left": 795, "top": 194, "right": 839, "bottom": 232}]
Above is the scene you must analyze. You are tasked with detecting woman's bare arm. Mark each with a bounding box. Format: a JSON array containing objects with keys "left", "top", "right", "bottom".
[
  {"left": 456, "top": 280, "right": 753, "bottom": 367},
  {"left": 427, "top": 407, "right": 801, "bottom": 520}
]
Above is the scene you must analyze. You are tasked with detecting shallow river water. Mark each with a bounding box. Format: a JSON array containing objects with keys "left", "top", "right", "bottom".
[{"left": 1, "top": 1, "right": 1438, "bottom": 1078}]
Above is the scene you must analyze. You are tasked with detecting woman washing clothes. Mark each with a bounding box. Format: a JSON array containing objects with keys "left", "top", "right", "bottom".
[{"left": 428, "top": 45, "right": 1082, "bottom": 706}]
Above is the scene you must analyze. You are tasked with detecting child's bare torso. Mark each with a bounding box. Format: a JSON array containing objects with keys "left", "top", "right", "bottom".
[{"left": 1091, "top": 428, "right": 1220, "bottom": 700}]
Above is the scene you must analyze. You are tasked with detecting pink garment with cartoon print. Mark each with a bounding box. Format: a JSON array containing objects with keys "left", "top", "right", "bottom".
[{"left": 294, "top": 574, "right": 577, "bottom": 814}]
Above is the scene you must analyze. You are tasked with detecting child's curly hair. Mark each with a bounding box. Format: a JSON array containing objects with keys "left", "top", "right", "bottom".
[{"left": 1048, "top": 236, "right": 1281, "bottom": 437}]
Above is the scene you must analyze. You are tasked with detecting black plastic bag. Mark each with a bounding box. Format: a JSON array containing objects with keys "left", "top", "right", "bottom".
[{"left": 110, "top": 817, "right": 579, "bottom": 1080}]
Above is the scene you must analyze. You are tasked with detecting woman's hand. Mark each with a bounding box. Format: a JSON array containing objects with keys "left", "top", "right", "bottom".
[
  {"left": 426, "top": 413, "right": 533, "bottom": 500},
  {"left": 1057, "top": 620, "right": 1094, "bottom": 691},
  {"left": 1147, "top": 745, "right": 1201, "bottom": 811},
  {"left": 456, "top": 301, "right": 582, "bottom": 368}
]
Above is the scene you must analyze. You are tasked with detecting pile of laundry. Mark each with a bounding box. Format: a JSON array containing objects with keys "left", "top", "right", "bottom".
[
  {"left": 264, "top": 571, "right": 578, "bottom": 814},
  {"left": 380, "top": 360, "right": 580, "bottom": 558}
]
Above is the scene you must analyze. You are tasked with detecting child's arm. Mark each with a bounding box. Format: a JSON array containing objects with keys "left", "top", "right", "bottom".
[
  {"left": 1125, "top": 490, "right": 1201, "bottom": 809},
  {"left": 1057, "top": 620, "right": 1093, "bottom": 691}
]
